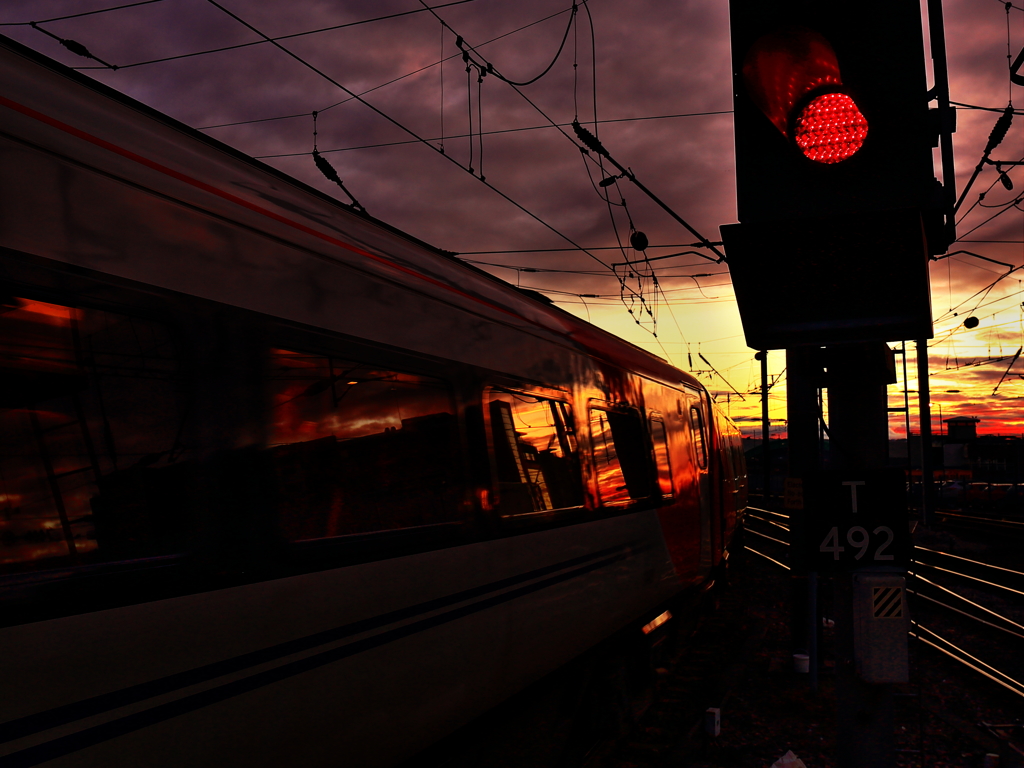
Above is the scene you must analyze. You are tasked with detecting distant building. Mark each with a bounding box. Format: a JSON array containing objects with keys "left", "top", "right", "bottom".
[
  {"left": 896, "top": 414, "right": 1023, "bottom": 484},
  {"left": 944, "top": 415, "right": 979, "bottom": 442}
]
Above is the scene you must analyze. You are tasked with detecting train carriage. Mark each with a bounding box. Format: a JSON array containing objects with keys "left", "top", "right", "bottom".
[{"left": 0, "top": 34, "right": 746, "bottom": 767}]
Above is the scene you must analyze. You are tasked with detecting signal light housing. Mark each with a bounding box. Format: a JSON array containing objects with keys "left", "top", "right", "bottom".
[
  {"left": 723, "top": 0, "right": 942, "bottom": 349},
  {"left": 727, "top": 2, "right": 942, "bottom": 236}
]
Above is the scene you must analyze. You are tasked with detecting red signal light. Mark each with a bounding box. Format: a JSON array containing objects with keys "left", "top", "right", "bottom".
[
  {"left": 741, "top": 27, "right": 868, "bottom": 164},
  {"left": 794, "top": 92, "right": 868, "bottom": 163}
]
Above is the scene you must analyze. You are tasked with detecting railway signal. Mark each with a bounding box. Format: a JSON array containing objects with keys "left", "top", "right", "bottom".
[
  {"left": 721, "top": 7, "right": 954, "bottom": 764},
  {"left": 721, "top": 0, "right": 946, "bottom": 350},
  {"left": 726, "top": 0, "right": 941, "bottom": 231}
]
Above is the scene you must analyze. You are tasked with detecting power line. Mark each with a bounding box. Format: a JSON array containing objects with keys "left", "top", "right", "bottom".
[
  {"left": 930, "top": 289, "right": 1024, "bottom": 346},
  {"left": 464, "top": 258, "right": 727, "bottom": 276},
  {"left": 66, "top": 0, "right": 482, "bottom": 70},
  {"left": 412, "top": 0, "right": 674, "bottom": 320},
  {"left": 936, "top": 285, "right": 1024, "bottom": 327},
  {"left": 551, "top": 295, "right": 732, "bottom": 307},
  {"left": 197, "top": 6, "right": 578, "bottom": 130},
  {"left": 652, "top": 280, "right": 692, "bottom": 369},
  {"left": 0, "top": 0, "right": 165, "bottom": 26},
  {"left": 956, "top": 153, "right": 1024, "bottom": 225},
  {"left": 417, "top": 0, "right": 726, "bottom": 337},
  {"left": 201, "top": 0, "right": 642, "bottom": 300},
  {"left": 252, "top": 110, "right": 732, "bottom": 157},
  {"left": 951, "top": 100, "right": 1024, "bottom": 113},
  {"left": 457, "top": 242, "right": 722, "bottom": 254},
  {"left": 957, "top": 194, "right": 1024, "bottom": 240},
  {"left": 572, "top": 121, "right": 725, "bottom": 263},
  {"left": 447, "top": 0, "right": 578, "bottom": 87},
  {"left": 520, "top": 280, "right": 732, "bottom": 298},
  {"left": 414, "top": 1, "right": 600, "bottom": 174},
  {"left": 26, "top": 22, "right": 118, "bottom": 69}
]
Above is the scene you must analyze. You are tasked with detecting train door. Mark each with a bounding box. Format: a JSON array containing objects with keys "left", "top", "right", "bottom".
[{"left": 683, "top": 386, "right": 713, "bottom": 576}]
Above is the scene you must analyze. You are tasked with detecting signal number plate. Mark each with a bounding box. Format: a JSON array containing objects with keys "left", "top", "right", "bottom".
[{"left": 819, "top": 525, "right": 895, "bottom": 562}]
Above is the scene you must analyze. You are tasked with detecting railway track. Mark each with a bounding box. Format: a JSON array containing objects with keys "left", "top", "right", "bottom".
[
  {"left": 413, "top": 563, "right": 771, "bottom": 768},
  {"left": 583, "top": 580, "right": 768, "bottom": 768},
  {"left": 426, "top": 508, "right": 1024, "bottom": 767},
  {"left": 743, "top": 505, "right": 1024, "bottom": 763},
  {"left": 933, "top": 509, "right": 1024, "bottom": 538}
]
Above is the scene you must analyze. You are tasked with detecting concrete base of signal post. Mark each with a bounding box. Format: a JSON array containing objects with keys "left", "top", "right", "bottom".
[{"left": 787, "top": 342, "right": 902, "bottom": 768}]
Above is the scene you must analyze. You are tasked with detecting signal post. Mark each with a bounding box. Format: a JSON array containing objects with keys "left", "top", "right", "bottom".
[{"left": 721, "top": 1, "right": 954, "bottom": 766}]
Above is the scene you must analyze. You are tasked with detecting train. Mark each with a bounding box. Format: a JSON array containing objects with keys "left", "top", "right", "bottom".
[{"left": 0, "top": 33, "right": 746, "bottom": 767}]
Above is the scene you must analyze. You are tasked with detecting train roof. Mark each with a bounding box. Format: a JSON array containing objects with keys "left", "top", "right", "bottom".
[{"left": 0, "top": 33, "right": 701, "bottom": 391}]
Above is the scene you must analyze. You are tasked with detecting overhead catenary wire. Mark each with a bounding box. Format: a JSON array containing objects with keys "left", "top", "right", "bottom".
[
  {"left": 465, "top": 261, "right": 728, "bottom": 280},
  {"left": 199, "top": 6, "right": 595, "bottom": 131},
  {"left": 199, "top": 0, "right": 644, "bottom": 303},
  {"left": 951, "top": 100, "right": 1024, "bottom": 113},
  {"left": 954, "top": 106, "right": 1016, "bottom": 214},
  {"left": 957, "top": 194, "right": 1024, "bottom": 241},
  {"left": 424, "top": 0, "right": 716, "bottom": 316},
  {"left": 311, "top": 110, "right": 365, "bottom": 212},
  {"left": 446, "top": 0, "right": 579, "bottom": 87},
  {"left": 64, "top": 0, "right": 483, "bottom": 71},
  {"left": 0, "top": 0, "right": 166, "bottom": 26},
  {"left": 456, "top": 242, "right": 723, "bottom": 254},
  {"left": 552, "top": 296, "right": 732, "bottom": 308},
  {"left": 413, "top": 0, "right": 673, "bottom": 329},
  {"left": 652, "top": 280, "right": 693, "bottom": 367},
  {"left": 955, "top": 152, "right": 1024, "bottom": 224},
  {"left": 992, "top": 345, "right": 1023, "bottom": 394},
  {"left": 698, "top": 352, "right": 745, "bottom": 399},
  {"left": 933, "top": 262, "right": 1023, "bottom": 324},
  {"left": 933, "top": 291, "right": 1024, "bottom": 333},
  {"left": 249, "top": 110, "right": 733, "bottom": 150},
  {"left": 26, "top": 22, "right": 118, "bottom": 69},
  {"left": 572, "top": 0, "right": 668, "bottom": 345},
  {"left": 9, "top": 1, "right": 1015, "bottom": 434},
  {"left": 519, "top": 280, "right": 732, "bottom": 299}
]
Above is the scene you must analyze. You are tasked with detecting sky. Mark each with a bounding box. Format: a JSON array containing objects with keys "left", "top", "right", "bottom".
[{"left": 1, "top": 0, "right": 1022, "bottom": 439}]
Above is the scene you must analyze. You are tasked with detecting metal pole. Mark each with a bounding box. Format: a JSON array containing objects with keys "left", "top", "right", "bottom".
[
  {"left": 902, "top": 341, "right": 911, "bottom": 454},
  {"left": 808, "top": 570, "right": 819, "bottom": 692},
  {"left": 927, "top": 0, "right": 957, "bottom": 245},
  {"left": 917, "top": 339, "right": 934, "bottom": 527},
  {"left": 761, "top": 350, "right": 771, "bottom": 500},
  {"left": 828, "top": 342, "right": 897, "bottom": 768},
  {"left": 786, "top": 348, "right": 820, "bottom": 660}
]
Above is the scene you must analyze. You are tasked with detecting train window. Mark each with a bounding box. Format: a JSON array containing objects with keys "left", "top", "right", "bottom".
[
  {"left": 488, "top": 391, "right": 583, "bottom": 515},
  {"left": 649, "top": 414, "right": 674, "bottom": 497},
  {"left": 0, "top": 298, "right": 194, "bottom": 572},
  {"left": 266, "top": 350, "right": 463, "bottom": 540},
  {"left": 690, "top": 406, "right": 708, "bottom": 469},
  {"left": 589, "top": 406, "right": 654, "bottom": 506}
]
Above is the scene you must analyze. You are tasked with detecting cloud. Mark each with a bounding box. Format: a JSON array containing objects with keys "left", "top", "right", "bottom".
[{"left": 1, "top": 0, "right": 1020, "bottom": 433}]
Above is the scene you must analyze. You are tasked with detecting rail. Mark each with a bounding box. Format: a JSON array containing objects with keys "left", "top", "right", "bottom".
[{"left": 743, "top": 510, "right": 1024, "bottom": 705}]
